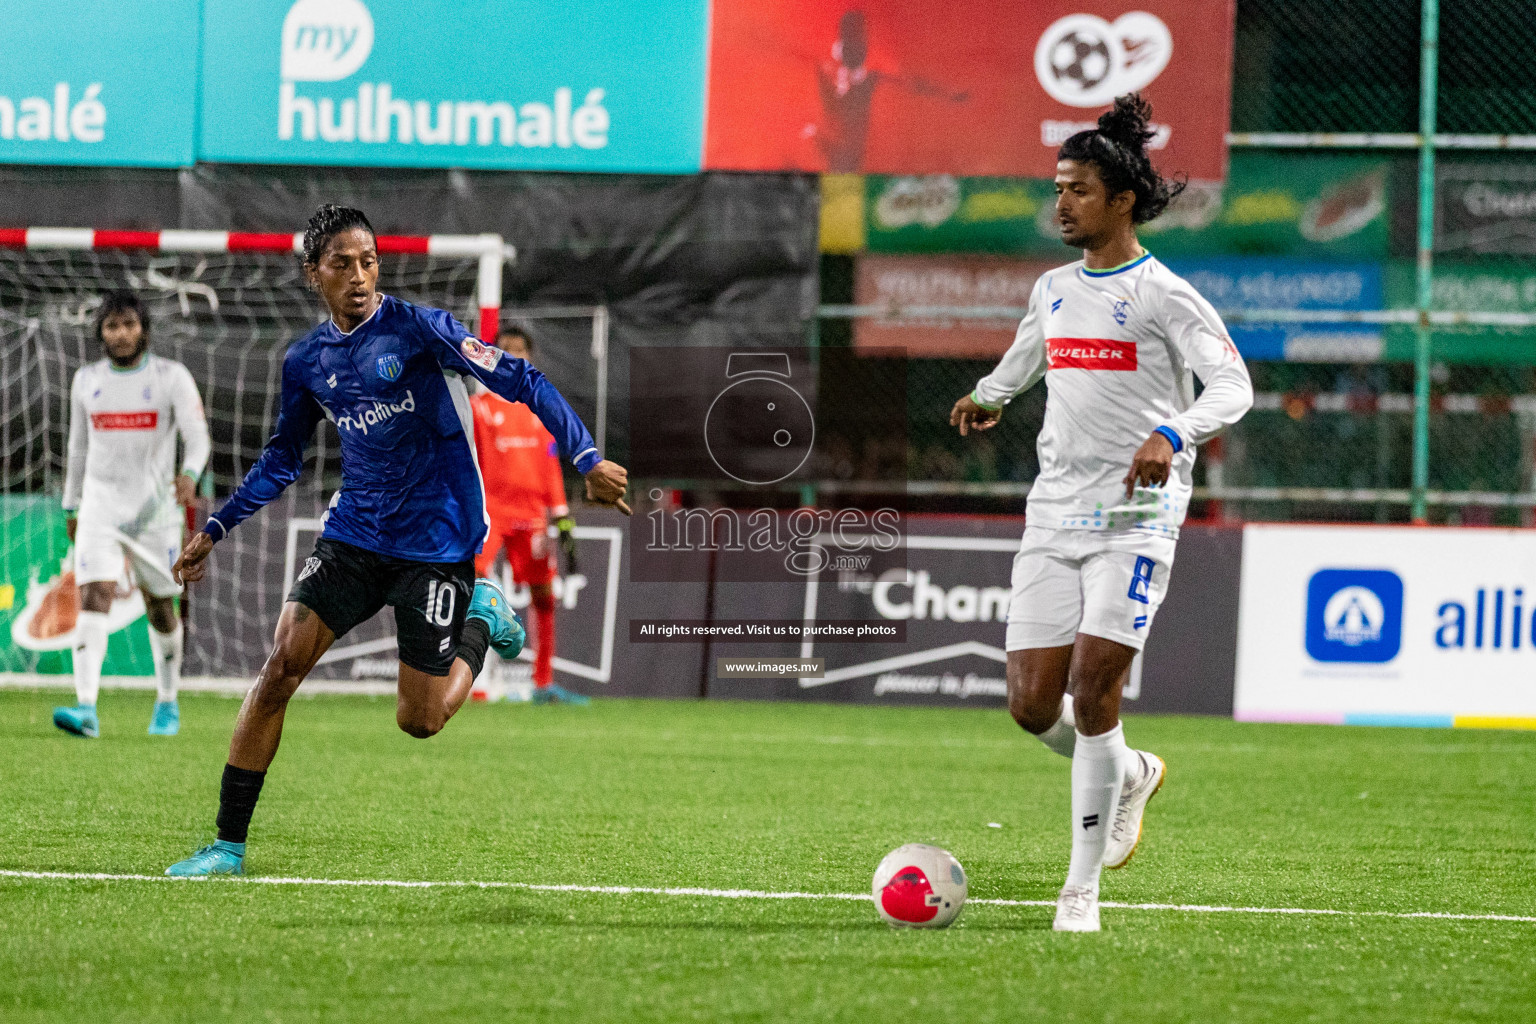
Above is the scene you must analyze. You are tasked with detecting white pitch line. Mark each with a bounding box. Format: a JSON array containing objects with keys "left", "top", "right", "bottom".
[{"left": 3, "top": 869, "right": 1534, "bottom": 924}]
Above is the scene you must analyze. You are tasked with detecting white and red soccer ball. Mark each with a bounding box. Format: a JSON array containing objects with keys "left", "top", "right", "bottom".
[{"left": 872, "top": 844, "right": 967, "bottom": 928}]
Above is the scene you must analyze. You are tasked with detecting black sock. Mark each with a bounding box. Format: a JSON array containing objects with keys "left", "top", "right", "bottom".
[
  {"left": 456, "top": 617, "right": 491, "bottom": 678},
  {"left": 215, "top": 763, "right": 266, "bottom": 844}
]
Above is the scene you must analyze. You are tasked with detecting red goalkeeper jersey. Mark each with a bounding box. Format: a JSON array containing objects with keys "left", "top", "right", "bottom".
[{"left": 471, "top": 391, "right": 569, "bottom": 532}]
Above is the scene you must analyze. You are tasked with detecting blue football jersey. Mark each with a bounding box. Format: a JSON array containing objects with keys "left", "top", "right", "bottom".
[{"left": 204, "top": 294, "right": 600, "bottom": 563}]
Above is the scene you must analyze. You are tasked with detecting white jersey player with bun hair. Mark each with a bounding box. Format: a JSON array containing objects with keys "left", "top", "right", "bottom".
[
  {"left": 53, "top": 291, "right": 210, "bottom": 740},
  {"left": 951, "top": 94, "right": 1253, "bottom": 933}
]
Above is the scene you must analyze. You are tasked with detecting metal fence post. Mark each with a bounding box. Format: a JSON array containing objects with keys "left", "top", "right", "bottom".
[{"left": 1411, "top": 0, "right": 1439, "bottom": 524}]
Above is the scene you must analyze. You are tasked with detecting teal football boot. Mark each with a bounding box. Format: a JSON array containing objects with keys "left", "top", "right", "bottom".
[
  {"left": 147, "top": 700, "right": 180, "bottom": 736},
  {"left": 532, "top": 684, "right": 590, "bottom": 706},
  {"left": 468, "top": 578, "right": 525, "bottom": 659},
  {"left": 165, "top": 840, "right": 245, "bottom": 877},
  {"left": 52, "top": 704, "right": 99, "bottom": 738}
]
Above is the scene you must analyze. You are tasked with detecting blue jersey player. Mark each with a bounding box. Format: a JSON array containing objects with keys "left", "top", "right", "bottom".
[{"left": 165, "top": 206, "right": 630, "bottom": 877}]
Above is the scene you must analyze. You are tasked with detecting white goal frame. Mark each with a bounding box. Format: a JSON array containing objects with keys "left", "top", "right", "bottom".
[{"left": 0, "top": 227, "right": 511, "bottom": 343}]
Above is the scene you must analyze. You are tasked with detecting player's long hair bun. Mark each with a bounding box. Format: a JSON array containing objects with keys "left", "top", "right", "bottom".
[{"left": 1059, "top": 92, "right": 1185, "bottom": 224}]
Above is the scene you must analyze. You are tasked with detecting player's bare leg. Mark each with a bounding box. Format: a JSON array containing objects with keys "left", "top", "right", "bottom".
[
  {"left": 396, "top": 576, "right": 526, "bottom": 735},
  {"left": 143, "top": 591, "right": 183, "bottom": 735},
  {"left": 53, "top": 581, "right": 116, "bottom": 738},
  {"left": 1007, "top": 644, "right": 1074, "bottom": 753},
  {"left": 395, "top": 660, "right": 478, "bottom": 738},
  {"left": 227, "top": 602, "right": 335, "bottom": 770}
]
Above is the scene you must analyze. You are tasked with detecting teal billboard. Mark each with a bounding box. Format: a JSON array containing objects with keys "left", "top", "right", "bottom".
[
  {"left": 0, "top": 1, "right": 199, "bottom": 167},
  {"left": 200, "top": 0, "right": 709, "bottom": 171}
]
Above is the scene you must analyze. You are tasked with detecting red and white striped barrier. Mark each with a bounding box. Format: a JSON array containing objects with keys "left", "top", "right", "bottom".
[{"left": 0, "top": 228, "right": 510, "bottom": 343}]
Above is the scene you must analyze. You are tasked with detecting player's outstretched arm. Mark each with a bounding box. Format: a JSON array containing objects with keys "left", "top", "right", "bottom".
[
  {"left": 961, "top": 278, "right": 1047, "bottom": 434},
  {"left": 583, "top": 459, "right": 631, "bottom": 516},
  {"left": 62, "top": 369, "right": 87, "bottom": 542},
  {"left": 431, "top": 316, "right": 610, "bottom": 488},
  {"left": 200, "top": 350, "right": 322, "bottom": 549},
  {"left": 171, "top": 362, "right": 212, "bottom": 509}
]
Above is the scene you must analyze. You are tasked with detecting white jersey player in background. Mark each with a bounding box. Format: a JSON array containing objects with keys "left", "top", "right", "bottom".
[
  {"left": 54, "top": 291, "right": 211, "bottom": 739},
  {"left": 950, "top": 95, "right": 1253, "bottom": 932}
]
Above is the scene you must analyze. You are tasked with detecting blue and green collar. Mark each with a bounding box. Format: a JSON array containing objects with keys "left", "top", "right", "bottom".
[{"left": 1081, "top": 250, "right": 1151, "bottom": 278}]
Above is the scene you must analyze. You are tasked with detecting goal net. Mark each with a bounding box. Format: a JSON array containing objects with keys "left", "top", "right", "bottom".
[{"left": 0, "top": 230, "right": 506, "bottom": 685}]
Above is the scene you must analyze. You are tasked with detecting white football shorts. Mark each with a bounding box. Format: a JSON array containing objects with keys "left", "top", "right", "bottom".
[
  {"left": 74, "top": 518, "right": 183, "bottom": 598},
  {"left": 1005, "top": 526, "right": 1176, "bottom": 652}
]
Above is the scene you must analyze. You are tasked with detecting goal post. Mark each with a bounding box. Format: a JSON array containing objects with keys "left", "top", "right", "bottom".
[
  {"left": 0, "top": 226, "right": 511, "bottom": 687},
  {"left": 0, "top": 228, "right": 510, "bottom": 343}
]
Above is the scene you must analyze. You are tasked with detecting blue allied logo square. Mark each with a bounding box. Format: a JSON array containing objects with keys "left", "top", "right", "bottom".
[
  {"left": 1305, "top": 568, "right": 1404, "bottom": 663},
  {"left": 376, "top": 354, "right": 403, "bottom": 382}
]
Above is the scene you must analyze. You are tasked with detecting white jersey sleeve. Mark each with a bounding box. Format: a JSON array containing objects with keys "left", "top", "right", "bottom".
[
  {"left": 62, "top": 368, "right": 88, "bottom": 513},
  {"left": 170, "top": 361, "right": 211, "bottom": 480},
  {"left": 972, "top": 278, "right": 1047, "bottom": 410},
  {"left": 1155, "top": 280, "right": 1253, "bottom": 448}
]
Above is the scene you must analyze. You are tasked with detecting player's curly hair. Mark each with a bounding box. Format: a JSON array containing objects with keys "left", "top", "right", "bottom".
[
  {"left": 1058, "top": 93, "right": 1184, "bottom": 224},
  {"left": 94, "top": 290, "right": 150, "bottom": 344},
  {"left": 301, "top": 204, "right": 376, "bottom": 266}
]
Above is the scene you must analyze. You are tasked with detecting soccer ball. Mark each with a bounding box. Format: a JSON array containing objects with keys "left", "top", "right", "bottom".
[
  {"left": 1049, "top": 31, "right": 1112, "bottom": 93},
  {"left": 872, "top": 844, "right": 967, "bottom": 928}
]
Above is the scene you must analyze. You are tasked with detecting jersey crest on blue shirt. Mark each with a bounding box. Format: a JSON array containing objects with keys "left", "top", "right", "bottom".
[{"left": 376, "top": 353, "right": 403, "bottom": 382}]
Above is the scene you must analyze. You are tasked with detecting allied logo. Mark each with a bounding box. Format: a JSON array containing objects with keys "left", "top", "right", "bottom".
[
  {"left": 376, "top": 353, "right": 403, "bottom": 382},
  {"left": 296, "top": 556, "right": 322, "bottom": 584},
  {"left": 1305, "top": 568, "right": 1403, "bottom": 663},
  {"left": 1112, "top": 298, "right": 1130, "bottom": 325}
]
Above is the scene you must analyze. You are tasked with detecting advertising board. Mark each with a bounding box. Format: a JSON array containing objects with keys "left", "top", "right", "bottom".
[
  {"left": 201, "top": 0, "right": 708, "bottom": 171},
  {"left": 1236, "top": 525, "right": 1536, "bottom": 728},
  {"left": 707, "top": 0, "right": 1233, "bottom": 178},
  {"left": 0, "top": 1, "right": 199, "bottom": 167}
]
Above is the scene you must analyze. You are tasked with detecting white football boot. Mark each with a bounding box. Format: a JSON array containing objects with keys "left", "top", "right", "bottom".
[
  {"left": 1103, "top": 750, "right": 1166, "bottom": 869},
  {"left": 1052, "top": 884, "right": 1101, "bottom": 932}
]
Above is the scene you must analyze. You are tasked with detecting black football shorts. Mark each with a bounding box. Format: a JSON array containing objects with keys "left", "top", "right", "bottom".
[{"left": 288, "top": 536, "right": 474, "bottom": 676}]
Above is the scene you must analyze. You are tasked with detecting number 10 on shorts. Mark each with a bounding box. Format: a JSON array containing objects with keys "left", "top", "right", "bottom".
[{"left": 426, "top": 579, "right": 456, "bottom": 626}]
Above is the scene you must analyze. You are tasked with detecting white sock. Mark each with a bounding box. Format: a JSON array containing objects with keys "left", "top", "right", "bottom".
[
  {"left": 1065, "top": 723, "right": 1128, "bottom": 889},
  {"left": 149, "top": 622, "right": 183, "bottom": 703},
  {"left": 72, "top": 611, "right": 109, "bottom": 708},
  {"left": 1035, "top": 693, "right": 1076, "bottom": 758}
]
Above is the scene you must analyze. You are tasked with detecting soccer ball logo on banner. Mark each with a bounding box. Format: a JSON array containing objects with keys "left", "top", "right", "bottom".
[{"left": 1034, "top": 12, "right": 1174, "bottom": 108}]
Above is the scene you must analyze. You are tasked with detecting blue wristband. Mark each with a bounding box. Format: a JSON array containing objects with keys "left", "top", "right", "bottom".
[{"left": 1153, "top": 425, "right": 1184, "bottom": 453}]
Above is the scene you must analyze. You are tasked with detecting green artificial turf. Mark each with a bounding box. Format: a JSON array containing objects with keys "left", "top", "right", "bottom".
[{"left": 2, "top": 688, "right": 1534, "bottom": 1023}]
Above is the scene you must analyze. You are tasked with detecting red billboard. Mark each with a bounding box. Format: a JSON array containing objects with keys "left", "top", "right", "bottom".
[{"left": 704, "top": 1, "right": 1234, "bottom": 179}]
